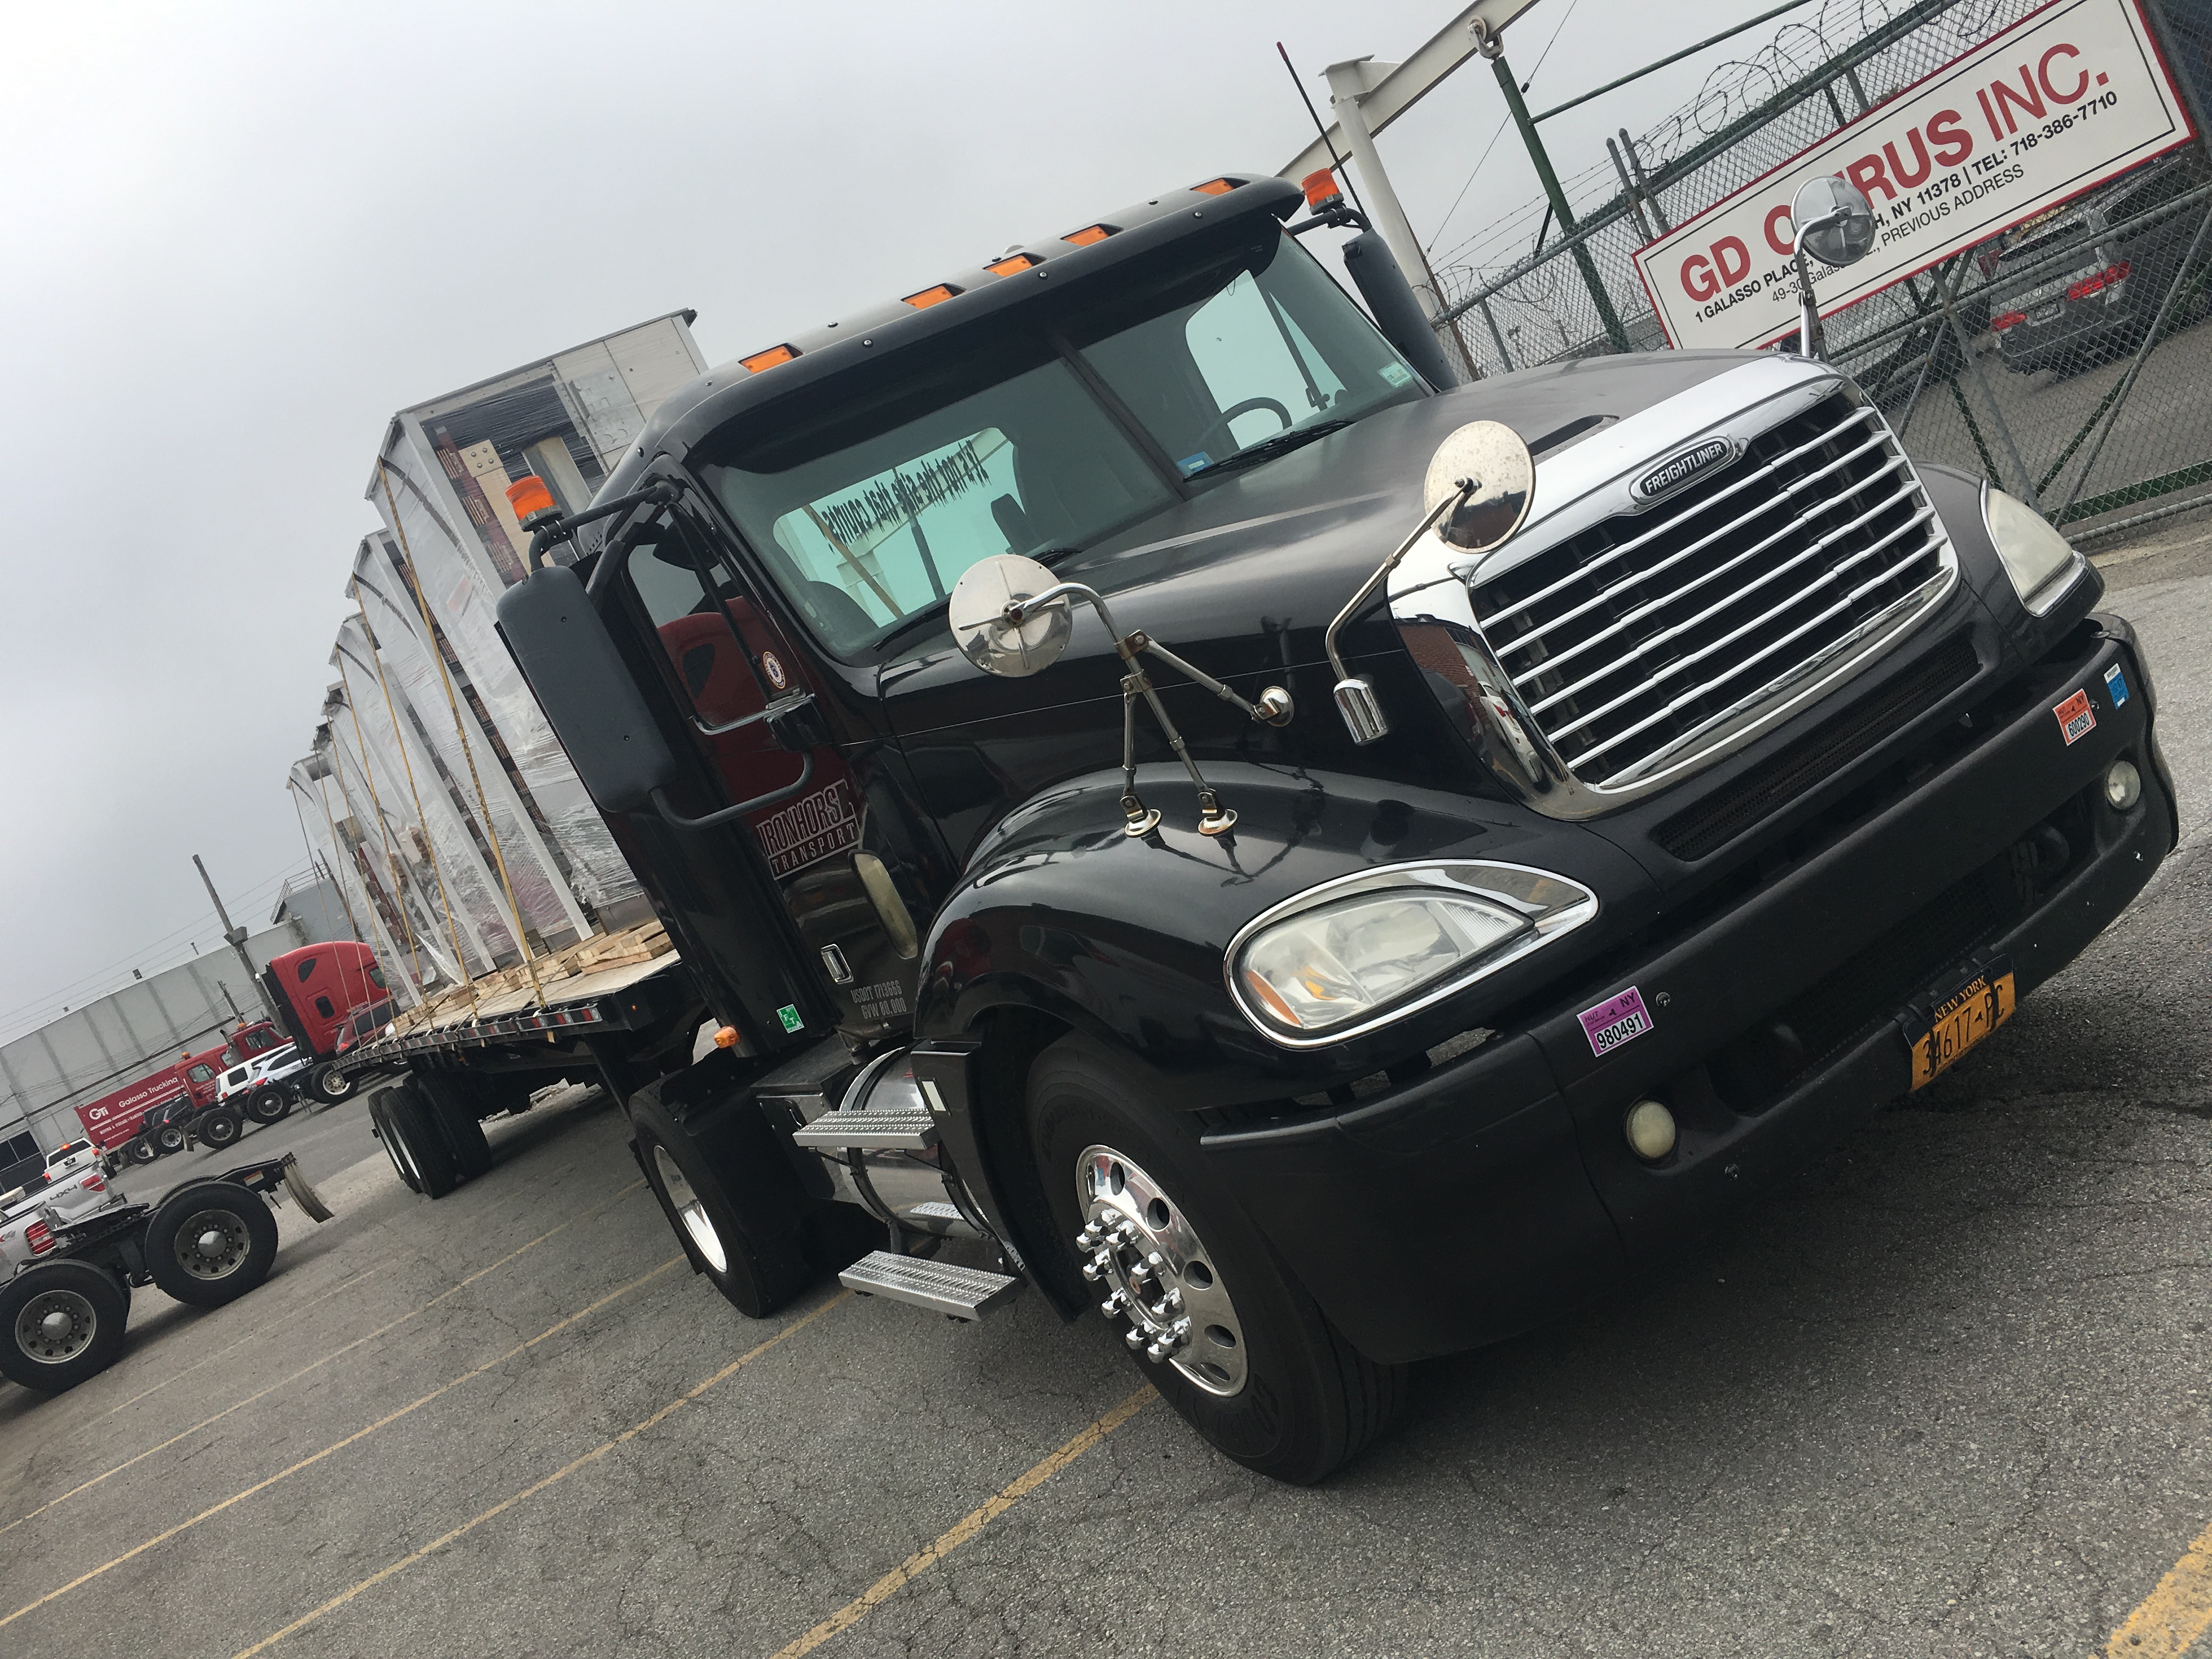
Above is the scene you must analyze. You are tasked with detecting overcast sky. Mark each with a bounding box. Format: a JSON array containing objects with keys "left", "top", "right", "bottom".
[{"left": 0, "top": 0, "right": 1794, "bottom": 1042}]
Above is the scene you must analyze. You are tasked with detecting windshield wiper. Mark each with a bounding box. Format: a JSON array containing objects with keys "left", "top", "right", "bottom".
[{"left": 1182, "top": 419, "right": 1352, "bottom": 481}]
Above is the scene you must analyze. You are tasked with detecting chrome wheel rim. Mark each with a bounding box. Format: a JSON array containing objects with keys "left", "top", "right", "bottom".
[
  {"left": 653, "top": 1144, "right": 727, "bottom": 1274},
  {"left": 174, "top": 1209, "right": 251, "bottom": 1280},
  {"left": 15, "top": 1288, "right": 97, "bottom": 1364},
  {"left": 1074, "top": 1145, "right": 1248, "bottom": 1398},
  {"left": 320, "top": 1070, "right": 349, "bottom": 1099}
]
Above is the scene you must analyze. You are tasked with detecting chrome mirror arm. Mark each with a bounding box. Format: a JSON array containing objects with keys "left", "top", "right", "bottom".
[
  {"left": 1326, "top": 484, "right": 1472, "bottom": 744},
  {"left": 1002, "top": 580, "right": 1291, "bottom": 838}
]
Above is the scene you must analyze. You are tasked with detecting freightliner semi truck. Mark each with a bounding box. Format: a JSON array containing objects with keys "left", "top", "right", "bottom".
[{"left": 335, "top": 170, "right": 2175, "bottom": 1481}]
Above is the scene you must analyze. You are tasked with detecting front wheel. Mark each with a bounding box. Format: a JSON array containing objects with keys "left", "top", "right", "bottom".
[
  {"left": 313, "top": 1063, "right": 354, "bottom": 1103},
  {"left": 0, "top": 1260, "right": 131, "bottom": 1391},
  {"left": 1026, "top": 1036, "right": 1405, "bottom": 1485},
  {"left": 125, "top": 1137, "right": 158, "bottom": 1166}
]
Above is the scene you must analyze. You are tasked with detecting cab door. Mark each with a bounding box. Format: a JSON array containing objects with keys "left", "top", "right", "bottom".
[{"left": 617, "top": 507, "right": 924, "bottom": 1042}]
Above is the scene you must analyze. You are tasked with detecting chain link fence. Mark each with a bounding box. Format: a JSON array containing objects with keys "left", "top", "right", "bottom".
[{"left": 1430, "top": 0, "right": 2212, "bottom": 542}]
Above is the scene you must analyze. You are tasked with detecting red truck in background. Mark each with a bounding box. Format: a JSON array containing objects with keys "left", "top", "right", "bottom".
[
  {"left": 257, "top": 942, "right": 391, "bottom": 1105},
  {"left": 76, "top": 1022, "right": 292, "bottom": 1164}
]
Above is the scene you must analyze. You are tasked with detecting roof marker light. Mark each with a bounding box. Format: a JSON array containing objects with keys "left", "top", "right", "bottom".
[
  {"left": 1193, "top": 177, "right": 1242, "bottom": 196},
  {"left": 904, "top": 284, "right": 962, "bottom": 308},
  {"left": 505, "top": 475, "right": 557, "bottom": 527},
  {"left": 740, "top": 344, "right": 799, "bottom": 373},
  {"left": 1062, "top": 224, "right": 1118, "bottom": 247},
  {"left": 985, "top": 252, "right": 1039, "bottom": 276}
]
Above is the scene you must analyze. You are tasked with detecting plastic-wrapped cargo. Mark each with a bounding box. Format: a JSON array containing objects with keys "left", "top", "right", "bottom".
[
  {"left": 348, "top": 532, "right": 588, "bottom": 950},
  {"left": 329, "top": 616, "right": 509, "bottom": 981},
  {"left": 286, "top": 752, "right": 421, "bottom": 1010},
  {"left": 364, "top": 312, "right": 707, "bottom": 930}
]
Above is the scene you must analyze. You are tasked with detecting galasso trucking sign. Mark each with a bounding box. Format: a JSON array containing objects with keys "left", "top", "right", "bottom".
[{"left": 1633, "top": 0, "right": 2195, "bottom": 352}]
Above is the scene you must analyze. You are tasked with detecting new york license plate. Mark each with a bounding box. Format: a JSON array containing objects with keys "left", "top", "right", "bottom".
[{"left": 1907, "top": 967, "right": 2016, "bottom": 1089}]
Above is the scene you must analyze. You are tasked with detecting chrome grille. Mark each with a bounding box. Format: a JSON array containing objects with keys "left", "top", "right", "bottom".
[{"left": 1471, "top": 392, "right": 1950, "bottom": 789}]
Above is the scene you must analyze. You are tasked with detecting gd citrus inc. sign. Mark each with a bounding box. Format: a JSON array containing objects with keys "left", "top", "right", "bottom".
[{"left": 1632, "top": 0, "right": 2195, "bottom": 352}]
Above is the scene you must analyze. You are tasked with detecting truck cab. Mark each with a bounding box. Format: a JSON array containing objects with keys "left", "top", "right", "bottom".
[
  {"left": 495, "top": 172, "right": 2174, "bottom": 1482},
  {"left": 258, "top": 943, "right": 387, "bottom": 1103}
]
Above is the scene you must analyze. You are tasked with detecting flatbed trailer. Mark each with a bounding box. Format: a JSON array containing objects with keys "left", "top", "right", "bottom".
[{"left": 334, "top": 926, "right": 706, "bottom": 1197}]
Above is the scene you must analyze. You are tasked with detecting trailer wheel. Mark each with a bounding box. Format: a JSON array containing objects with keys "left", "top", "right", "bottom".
[
  {"left": 627, "top": 1085, "right": 809, "bottom": 1318},
  {"left": 415, "top": 1074, "right": 492, "bottom": 1181},
  {"left": 0, "top": 1260, "right": 131, "bottom": 1391},
  {"left": 196, "top": 1107, "right": 244, "bottom": 1150},
  {"left": 312, "top": 1064, "right": 354, "bottom": 1103},
  {"left": 381, "top": 1084, "right": 460, "bottom": 1198},
  {"left": 1026, "top": 1035, "right": 1406, "bottom": 1485},
  {"left": 153, "top": 1121, "right": 187, "bottom": 1156},
  {"left": 244, "top": 1086, "right": 292, "bottom": 1125},
  {"left": 125, "top": 1137, "right": 158, "bottom": 1167},
  {"left": 145, "top": 1182, "right": 280, "bottom": 1307},
  {"left": 368, "top": 1093, "right": 421, "bottom": 1193}
]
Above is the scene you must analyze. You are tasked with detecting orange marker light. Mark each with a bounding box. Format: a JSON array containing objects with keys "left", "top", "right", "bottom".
[
  {"left": 712, "top": 1026, "right": 740, "bottom": 1049},
  {"left": 1062, "top": 224, "right": 1117, "bottom": 247},
  {"left": 1193, "top": 177, "right": 1240, "bottom": 196},
  {"left": 903, "top": 284, "right": 961, "bottom": 308},
  {"left": 505, "top": 475, "right": 556, "bottom": 521},
  {"left": 985, "top": 252, "right": 1038, "bottom": 276},
  {"left": 1240, "top": 969, "right": 1302, "bottom": 1029},
  {"left": 740, "top": 344, "right": 798, "bottom": 373},
  {"left": 1301, "top": 168, "right": 1343, "bottom": 212}
]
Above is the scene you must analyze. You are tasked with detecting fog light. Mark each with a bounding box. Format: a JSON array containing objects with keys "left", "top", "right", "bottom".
[
  {"left": 2104, "top": 758, "right": 2142, "bottom": 812},
  {"left": 1624, "top": 1099, "right": 1677, "bottom": 1161}
]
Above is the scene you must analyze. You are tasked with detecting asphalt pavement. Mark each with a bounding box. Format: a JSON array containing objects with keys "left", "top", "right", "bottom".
[{"left": 0, "top": 551, "right": 2207, "bottom": 1659}]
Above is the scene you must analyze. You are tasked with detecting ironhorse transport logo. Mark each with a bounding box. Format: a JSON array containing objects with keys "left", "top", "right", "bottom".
[{"left": 753, "top": 777, "right": 860, "bottom": 877}]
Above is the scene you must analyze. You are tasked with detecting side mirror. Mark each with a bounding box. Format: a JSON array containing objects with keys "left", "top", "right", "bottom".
[
  {"left": 1790, "top": 174, "right": 1877, "bottom": 268},
  {"left": 495, "top": 566, "right": 679, "bottom": 813},
  {"left": 948, "top": 554, "right": 1073, "bottom": 678}
]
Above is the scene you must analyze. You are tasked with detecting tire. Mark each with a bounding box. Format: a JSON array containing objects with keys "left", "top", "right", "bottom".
[
  {"left": 197, "top": 1107, "right": 243, "bottom": 1149},
  {"left": 0, "top": 1260, "right": 131, "bottom": 1391},
  {"left": 380, "top": 1083, "right": 459, "bottom": 1198},
  {"left": 153, "top": 1120, "right": 187, "bottom": 1156},
  {"left": 1026, "top": 1036, "right": 1406, "bottom": 1485},
  {"left": 369, "top": 1093, "right": 421, "bottom": 1193},
  {"left": 245, "top": 1086, "right": 292, "bottom": 1125},
  {"left": 415, "top": 1074, "right": 493, "bottom": 1182},
  {"left": 125, "top": 1137, "right": 158, "bottom": 1167},
  {"left": 627, "top": 1083, "right": 810, "bottom": 1318},
  {"left": 145, "top": 1181, "right": 280, "bottom": 1307},
  {"left": 313, "top": 1063, "right": 354, "bottom": 1103}
]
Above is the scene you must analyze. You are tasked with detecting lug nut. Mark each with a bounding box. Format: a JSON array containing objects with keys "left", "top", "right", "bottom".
[
  {"left": 1144, "top": 1340, "right": 1170, "bottom": 1363},
  {"left": 1125, "top": 1326, "right": 1147, "bottom": 1350},
  {"left": 1099, "top": 1289, "right": 1128, "bottom": 1315},
  {"left": 1081, "top": 1260, "right": 1102, "bottom": 1282}
]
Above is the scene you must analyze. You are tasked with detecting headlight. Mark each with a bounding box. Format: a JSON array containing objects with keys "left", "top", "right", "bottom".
[
  {"left": 1227, "top": 861, "right": 1598, "bottom": 1045},
  {"left": 1982, "top": 485, "right": 2084, "bottom": 615}
]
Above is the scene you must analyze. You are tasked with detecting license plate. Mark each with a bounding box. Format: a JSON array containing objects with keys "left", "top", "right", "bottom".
[
  {"left": 2028, "top": 301, "right": 2062, "bottom": 323},
  {"left": 1907, "top": 968, "right": 2016, "bottom": 1089}
]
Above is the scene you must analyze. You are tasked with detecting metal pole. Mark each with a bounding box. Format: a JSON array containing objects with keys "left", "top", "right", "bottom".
[
  {"left": 1323, "top": 59, "right": 1447, "bottom": 322},
  {"left": 1607, "top": 137, "right": 1653, "bottom": 241},
  {"left": 1484, "top": 38, "right": 1633, "bottom": 353},
  {"left": 194, "top": 855, "right": 280, "bottom": 1023},
  {"left": 1479, "top": 296, "right": 1516, "bottom": 371},
  {"left": 1937, "top": 282, "right": 2038, "bottom": 504},
  {"left": 1619, "top": 129, "right": 1669, "bottom": 233}
]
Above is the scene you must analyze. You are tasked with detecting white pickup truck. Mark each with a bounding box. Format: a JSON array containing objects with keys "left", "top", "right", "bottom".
[{"left": 0, "top": 1146, "right": 329, "bottom": 1391}]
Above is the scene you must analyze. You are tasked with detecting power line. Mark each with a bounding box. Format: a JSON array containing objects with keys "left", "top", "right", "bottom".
[{"left": 1425, "top": 0, "right": 1582, "bottom": 253}]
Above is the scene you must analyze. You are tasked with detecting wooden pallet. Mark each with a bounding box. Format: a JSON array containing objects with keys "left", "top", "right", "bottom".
[{"left": 386, "top": 921, "right": 672, "bottom": 1035}]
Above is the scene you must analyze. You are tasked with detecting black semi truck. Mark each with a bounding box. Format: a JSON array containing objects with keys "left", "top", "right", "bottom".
[{"left": 341, "top": 170, "right": 2174, "bottom": 1482}]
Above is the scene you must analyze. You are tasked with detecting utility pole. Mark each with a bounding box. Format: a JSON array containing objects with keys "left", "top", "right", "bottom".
[{"left": 195, "top": 854, "right": 280, "bottom": 1024}]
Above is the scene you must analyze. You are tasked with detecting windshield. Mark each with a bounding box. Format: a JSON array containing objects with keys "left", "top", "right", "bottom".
[{"left": 697, "top": 232, "right": 1420, "bottom": 655}]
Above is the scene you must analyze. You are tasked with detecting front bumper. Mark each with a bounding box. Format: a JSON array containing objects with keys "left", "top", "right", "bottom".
[{"left": 1203, "top": 620, "right": 2172, "bottom": 1364}]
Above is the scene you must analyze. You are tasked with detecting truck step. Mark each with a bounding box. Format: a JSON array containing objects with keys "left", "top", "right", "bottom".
[
  {"left": 789, "top": 1110, "right": 937, "bottom": 1150},
  {"left": 837, "top": 1250, "right": 1022, "bottom": 1321}
]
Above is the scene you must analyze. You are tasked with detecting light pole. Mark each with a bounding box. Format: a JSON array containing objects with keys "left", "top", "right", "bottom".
[{"left": 195, "top": 854, "right": 281, "bottom": 1025}]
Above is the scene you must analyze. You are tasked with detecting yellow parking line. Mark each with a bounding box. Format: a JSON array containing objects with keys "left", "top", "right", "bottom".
[
  {"left": 0, "top": 1255, "right": 682, "bottom": 1629},
  {"left": 228, "top": 1291, "right": 852, "bottom": 1659},
  {"left": 0, "top": 1176, "right": 647, "bottom": 1539},
  {"left": 769, "top": 1385, "right": 1156, "bottom": 1659},
  {"left": 94, "top": 1261, "right": 395, "bottom": 1421},
  {"left": 2106, "top": 1519, "right": 2212, "bottom": 1656}
]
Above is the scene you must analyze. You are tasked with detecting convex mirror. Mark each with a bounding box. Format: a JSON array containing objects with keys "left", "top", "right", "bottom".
[
  {"left": 1423, "top": 420, "right": 1534, "bottom": 552},
  {"left": 1790, "top": 174, "right": 1878, "bottom": 268},
  {"left": 949, "top": 554, "right": 1073, "bottom": 678}
]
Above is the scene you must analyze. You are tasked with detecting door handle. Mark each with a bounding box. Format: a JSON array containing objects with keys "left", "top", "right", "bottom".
[{"left": 648, "top": 749, "right": 815, "bottom": 831}]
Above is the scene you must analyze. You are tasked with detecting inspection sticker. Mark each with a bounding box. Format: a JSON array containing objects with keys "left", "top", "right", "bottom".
[
  {"left": 1579, "top": 986, "right": 1655, "bottom": 1057},
  {"left": 2055, "top": 688, "right": 2096, "bottom": 745},
  {"left": 2104, "top": 663, "right": 2129, "bottom": 707}
]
